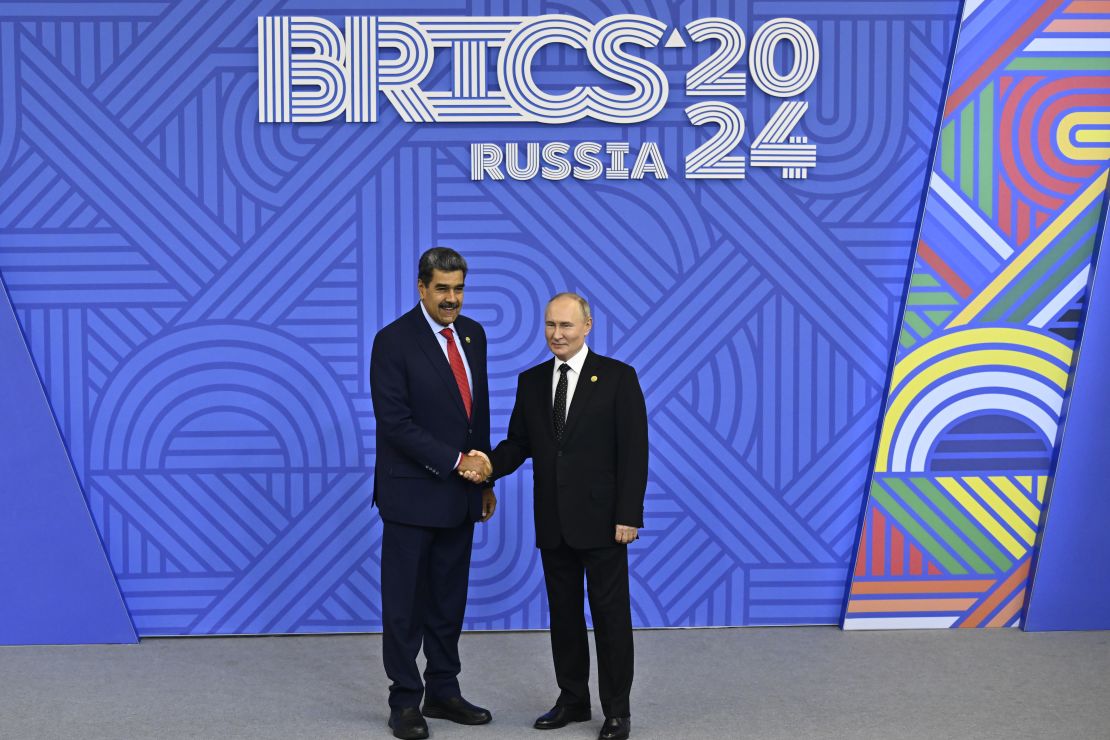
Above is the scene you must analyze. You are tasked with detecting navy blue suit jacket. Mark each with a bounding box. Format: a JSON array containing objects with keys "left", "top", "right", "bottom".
[{"left": 370, "top": 305, "right": 491, "bottom": 527}]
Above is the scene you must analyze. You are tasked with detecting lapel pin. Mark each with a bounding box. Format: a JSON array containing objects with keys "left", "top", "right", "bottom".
[
  {"left": 465, "top": 336, "right": 471, "bottom": 344},
  {"left": 591, "top": 375, "right": 598, "bottom": 383}
]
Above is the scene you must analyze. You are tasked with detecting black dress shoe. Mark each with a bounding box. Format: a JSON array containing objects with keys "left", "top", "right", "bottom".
[
  {"left": 598, "top": 716, "right": 630, "bottom": 740},
  {"left": 388, "top": 707, "right": 429, "bottom": 740},
  {"left": 422, "top": 694, "right": 492, "bottom": 725},
  {"left": 533, "top": 704, "right": 592, "bottom": 730}
]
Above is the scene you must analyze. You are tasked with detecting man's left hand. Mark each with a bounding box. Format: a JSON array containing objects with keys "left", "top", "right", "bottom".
[
  {"left": 480, "top": 488, "right": 497, "bottom": 522},
  {"left": 615, "top": 524, "right": 638, "bottom": 544}
]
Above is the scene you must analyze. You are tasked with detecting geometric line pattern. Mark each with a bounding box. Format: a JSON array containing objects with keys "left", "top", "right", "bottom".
[
  {"left": 0, "top": 1, "right": 960, "bottom": 633},
  {"left": 848, "top": 473, "right": 1047, "bottom": 629},
  {"left": 845, "top": 0, "right": 1110, "bottom": 630}
]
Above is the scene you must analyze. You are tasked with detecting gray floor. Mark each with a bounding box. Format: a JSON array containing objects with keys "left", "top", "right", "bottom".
[{"left": 1, "top": 627, "right": 1108, "bottom": 739}]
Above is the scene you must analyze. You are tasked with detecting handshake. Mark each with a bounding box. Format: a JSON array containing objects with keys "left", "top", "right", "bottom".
[{"left": 457, "top": 450, "right": 492, "bottom": 483}]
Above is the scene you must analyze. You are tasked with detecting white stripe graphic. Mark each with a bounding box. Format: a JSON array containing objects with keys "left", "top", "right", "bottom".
[
  {"left": 1025, "top": 38, "right": 1110, "bottom": 53},
  {"left": 843, "top": 616, "right": 959, "bottom": 630},
  {"left": 1030, "top": 266, "right": 1090, "bottom": 328},
  {"left": 930, "top": 173, "right": 1015, "bottom": 258},
  {"left": 962, "top": 0, "right": 988, "bottom": 20}
]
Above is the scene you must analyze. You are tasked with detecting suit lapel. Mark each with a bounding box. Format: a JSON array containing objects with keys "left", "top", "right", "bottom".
[
  {"left": 560, "top": 350, "right": 601, "bottom": 443},
  {"left": 536, "top": 358, "right": 556, "bottom": 442},
  {"left": 409, "top": 306, "right": 469, "bottom": 420}
]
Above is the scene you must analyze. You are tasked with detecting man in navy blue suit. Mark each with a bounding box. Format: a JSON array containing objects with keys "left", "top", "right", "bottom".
[{"left": 370, "top": 247, "right": 496, "bottom": 740}]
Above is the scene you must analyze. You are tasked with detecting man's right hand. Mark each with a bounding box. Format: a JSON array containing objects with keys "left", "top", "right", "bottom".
[{"left": 457, "top": 450, "right": 492, "bottom": 483}]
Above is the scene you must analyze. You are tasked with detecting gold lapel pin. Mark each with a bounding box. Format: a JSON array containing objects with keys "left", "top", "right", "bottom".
[
  {"left": 591, "top": 375, "right": 598, "bottom": 383},
  {"left": 465, "top": 336, "right": 471, "bottom": 344}
]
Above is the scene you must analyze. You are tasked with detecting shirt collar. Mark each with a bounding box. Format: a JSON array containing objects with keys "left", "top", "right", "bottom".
[
  {"left": 556, "top": 344, "right": 589, "bottom": 375},
  {"left": 419, "top": 301, "right": 456, "bottom": 336}
]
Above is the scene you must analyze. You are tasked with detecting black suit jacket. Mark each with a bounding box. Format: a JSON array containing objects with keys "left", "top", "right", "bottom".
[
  {"left": 370, "top": 305, "right": 491, "bottom": 527},
  {"left": 489, "top": 350, "right": 648, "bottom": 549}
]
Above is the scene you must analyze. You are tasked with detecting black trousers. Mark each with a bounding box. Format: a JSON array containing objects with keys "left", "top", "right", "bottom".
[
  {"left": 541, "top": 539, "right": 634, "bottom": 718},
  {"left": 381, "top": 519, "right": 474, "bottom": 708}
]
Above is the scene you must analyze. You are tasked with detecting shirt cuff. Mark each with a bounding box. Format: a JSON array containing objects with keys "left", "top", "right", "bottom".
[{"left": 454, "top": 452, "right": 463, "bottom": 470}]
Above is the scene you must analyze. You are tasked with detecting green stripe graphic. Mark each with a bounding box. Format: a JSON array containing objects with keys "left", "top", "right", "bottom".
[{"left": 871, "top": 483, "right": 968, "bottom": 574}]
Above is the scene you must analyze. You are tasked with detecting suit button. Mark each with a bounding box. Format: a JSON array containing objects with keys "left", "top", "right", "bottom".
[{"left": 557, "top": 451, "right": 563, "bottom": 457}]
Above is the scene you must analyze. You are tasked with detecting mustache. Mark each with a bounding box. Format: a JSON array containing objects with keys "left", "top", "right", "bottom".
[{"left": 439, "top": 302, "right": 458, "bottom": 309}]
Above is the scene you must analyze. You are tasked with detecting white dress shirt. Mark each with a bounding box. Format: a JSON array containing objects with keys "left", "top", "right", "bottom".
[{"left": 551, "top": 344, "right": 589, "bottom": 412}]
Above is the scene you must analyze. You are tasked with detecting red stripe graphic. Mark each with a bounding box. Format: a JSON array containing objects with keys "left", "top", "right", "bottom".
[
  {"left": 918, "top": 240, "right": 973, "bottom": 299},
  {"left": 944, "top": 0, "right": 1068, "bottom": 117}
]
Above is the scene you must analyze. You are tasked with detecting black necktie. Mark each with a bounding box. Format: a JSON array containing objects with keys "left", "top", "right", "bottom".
[{"left": 553, "top": 363, "right": 570, "bottom": 439}]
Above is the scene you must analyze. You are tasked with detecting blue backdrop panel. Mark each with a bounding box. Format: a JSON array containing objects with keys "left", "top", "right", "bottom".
[
  {"left": 0, "top": 278, "right": 136, "bottom": 645},
  {"left": 1025, "top": 224, "right": 1110, "bottom": 632},
  {"left": 0, "top": 0, "right": 959, "bottom": 634}
]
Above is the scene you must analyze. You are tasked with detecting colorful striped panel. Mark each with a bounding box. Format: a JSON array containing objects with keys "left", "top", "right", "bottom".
[{"left": 845, "top": 0, "right": 1110, "bottom": 630}]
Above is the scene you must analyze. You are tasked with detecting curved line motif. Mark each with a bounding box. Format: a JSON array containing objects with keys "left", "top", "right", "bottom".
[
  {"left": 890, "top": 327, "right": 1072, "bottom": 390},
  {"left": 378, "top": 21, "right": 435, "bottom": 87},
  {"left": 226, "top": 76, "right": 335, "bottom": 205},
  {"left": 140, "top": 373, "right": 314, "bottom": 470},
  {"left": 165, "top": 403, "right": 286, "bottom": 468},
  {"left": 0, "top": 24, "right": 18, "bottom": 174},
  {"left": 785, "top": 20, "right": 906, "bottom": 196},
  {"left": 500, "top": 16, "right": 593, "bottom": 123},
  {"left": 879, "top": 349, "right": 1067, "bottom": 470},
  {"left": 586, "top": 15, "right": 668, "bottom": 121},
  {"left": 908, "top": 394, "right": 1057, "bottom": 472},
  {"left": 467, "top": 480, "right": 544, "bottom": 617},
  {"left": 720, "top": 329, "right": 759, "bottom": 456},
  {"left": 1036, "top": 89, "right": 1108, "bottom": 179},
  {"left": 890, "top": 370, "right": 1063, "bottom": 471},
  {"left": 877, "top": 329, "right": 1072, "bottom": 472},
  {"left": 590, "top": 182, "right": 709, "bottom": 275},
  {"left": 749, "top": 18, "right": 820, "bottom": 98},
  {"left": 89, "top": 323, "right": 360, "bottom": 471},
  {"left": 450, "top": 239, "right": 563, "bottom": 370},
  {"left": 1000, "top": 77, "right": 1110, "bottom": 210},
  {"left": 1057, "top": 110, "right": 1110, "bottom": 160}
]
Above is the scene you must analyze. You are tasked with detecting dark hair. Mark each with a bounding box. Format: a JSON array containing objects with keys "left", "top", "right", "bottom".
[{"left": 418, "top": 247, "right": 468, "bottom": 285}]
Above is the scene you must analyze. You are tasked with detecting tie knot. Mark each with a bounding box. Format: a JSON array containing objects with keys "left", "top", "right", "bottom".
[
  {"left": 440, "top": 327, "right": 454, "bottom": 341},
  {"left": 558, "top": 363, "right": 570, "bottom": 375}
]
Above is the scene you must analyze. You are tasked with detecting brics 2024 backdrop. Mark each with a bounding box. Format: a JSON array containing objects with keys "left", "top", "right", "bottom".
[{"left": 1, "top": 0, "right": 1106, "bottom": 638}]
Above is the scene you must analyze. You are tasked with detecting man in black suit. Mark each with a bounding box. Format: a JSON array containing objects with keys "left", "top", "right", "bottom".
[
  {"left": 370, "top": 247, "right": 497, "bottom": 740},
  {"left": 463, "top": 293, "right": 647, "bottom": 740}
]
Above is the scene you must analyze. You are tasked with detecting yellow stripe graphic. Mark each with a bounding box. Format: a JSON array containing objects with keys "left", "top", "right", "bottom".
[
  {"left": 966, "top": 477, "right": 1037, "bottom": 545},
  {"left": 890, "top": 329, "right": 1072, "bottom": 391},
  {"left": 1058, "top": 112, "right": 1110, "bottom": 160},
  {"left": 877, "top": 349, "right": 1068, "bottom": 471},
  {"left": 948, "top": 170, "right": 1109, "bottom": 327},
  {"left": 989, "top": 476, "right": 1041, "bottom": 524},
  {"left": 938, "top": 477, "right": 1025, "bottom": 559}
]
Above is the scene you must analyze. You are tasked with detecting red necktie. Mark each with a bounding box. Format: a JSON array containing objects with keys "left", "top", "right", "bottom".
[{"left": 440, "top": 328, "right": 472, "bottom": 418}]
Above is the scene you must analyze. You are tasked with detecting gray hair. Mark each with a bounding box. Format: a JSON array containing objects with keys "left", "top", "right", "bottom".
[
  {"left": 418, "top": 247, "right": 468, "bottom": 285},
  {"left": 547, "top": 292, "right": 592, "bottom": 321}
]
